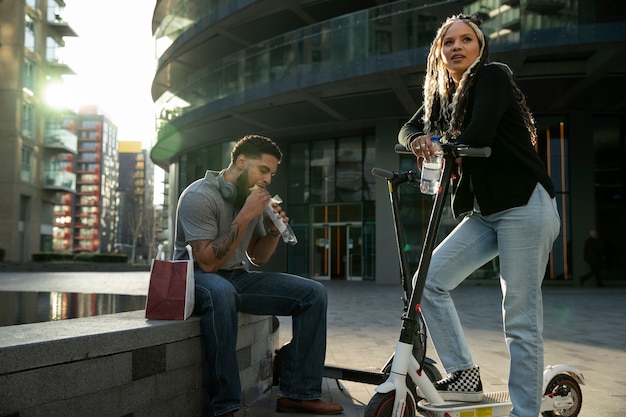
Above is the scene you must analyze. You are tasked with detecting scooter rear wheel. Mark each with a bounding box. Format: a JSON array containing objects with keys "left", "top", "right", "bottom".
[
  {"left": 541, "top": 374, "right": 582, "bottom": 417},
  {"left": 364, "top": 391, "right": 417, "bottom": 417}
]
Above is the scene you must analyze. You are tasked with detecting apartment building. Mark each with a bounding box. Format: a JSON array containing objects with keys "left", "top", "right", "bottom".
[
  {"left": 71, "top": 105, "right": 119, "bottom": 253},
  {"left": 118, "top": 141, "right": 155, "bottom": 262},
  {"left": 0, "top": 0, "right": 78, "bottom": 262}
]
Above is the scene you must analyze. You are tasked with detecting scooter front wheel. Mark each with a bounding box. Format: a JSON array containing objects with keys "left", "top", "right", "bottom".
[
  {"left": 541, "top": 374, "right": 582, "bottom": 417},
  {"left": 364, "top": 391, "right": 417, "bottom": 417}
]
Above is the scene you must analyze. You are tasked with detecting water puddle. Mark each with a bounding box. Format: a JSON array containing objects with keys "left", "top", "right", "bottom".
[{"left": 0, "top": 291, "right": 147, "bottom": 327}]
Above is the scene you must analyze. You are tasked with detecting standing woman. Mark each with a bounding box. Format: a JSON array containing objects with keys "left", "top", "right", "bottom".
[{"left": 398, "top": 14, "right": 561, "bottom": 417}]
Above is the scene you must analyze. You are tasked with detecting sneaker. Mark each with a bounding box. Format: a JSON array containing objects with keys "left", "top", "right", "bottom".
[{"left": 435, "top": 366, "right": 484, "bottom": 402}]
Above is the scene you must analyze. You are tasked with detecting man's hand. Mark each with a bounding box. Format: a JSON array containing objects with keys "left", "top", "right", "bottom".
[
  {"left": 265, "top": 201, "right": 290, "bottom": 236},
  {"left": 240, "top": 187, "right": 271, "bottom": 219}
]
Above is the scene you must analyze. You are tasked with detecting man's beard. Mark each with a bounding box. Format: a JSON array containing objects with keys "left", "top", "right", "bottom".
[{"left": 233, "top": 168, "right": 250, "bottom": 208}]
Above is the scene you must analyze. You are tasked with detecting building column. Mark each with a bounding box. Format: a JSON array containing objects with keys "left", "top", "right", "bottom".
[
  {"left": 568, "top": 112, "right": 595, "bottom": 285},
  {"left": 374, "top": 119, "right": 402, "bottom": 285}
]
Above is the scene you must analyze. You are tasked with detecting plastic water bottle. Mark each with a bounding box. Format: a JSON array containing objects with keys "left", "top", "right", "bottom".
[
  {"left": 420, "top": 136, "right": 443, "bottom": 195},
  {"left": 265, "top": 194, "right": 298, "bottom": 245}
]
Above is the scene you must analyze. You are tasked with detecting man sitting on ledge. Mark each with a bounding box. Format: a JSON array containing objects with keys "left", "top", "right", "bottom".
[{"left": 174, "top": 134, "right": 343, "bottom": 416}]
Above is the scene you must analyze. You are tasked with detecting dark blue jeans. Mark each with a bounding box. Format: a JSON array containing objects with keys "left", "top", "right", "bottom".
[{"left": 193, "top": 269, "right": 328, "bottom": 416}]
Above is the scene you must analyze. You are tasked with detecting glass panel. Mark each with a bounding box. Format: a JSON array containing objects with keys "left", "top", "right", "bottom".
[
  {"left": 363, "top": 220, "right": 376, "bottom": 280},
  {"left": 179, "top": 154, "right": 188, "bottom": 193},
  {"left": 313, "top": 205, "right": 333, "bottom": 223},
  {"left": 23, "top": 59, "right": 35, "bottom": 92},
  {"left": 363, "top": 135, "right": 376, "bottom": 201},
  {"left": 22, "top": 103, "right": 34, "bottom": 138},
  {"left": 288, "top": 224, "right": 309, "bottom": 277},
  {"left": 347, "top": 225, "right": 363, "bottom": 279},
  {"left": 288, "top": 142, "right": 310, "bottom": 204},
  {"left": 21, "top": 146, "right": 33, "bottom": 183},
  {"left": 310, "top": 139, "right": 335, "bottom": 203},
  {"left": 330, "top": 225, "right": 346, "bottom": 278},
  {"left": 312, "top": 204, "right": 361, "bottom": 223},
  {"left": 336, "top": 137, "right": 363, "bottom": 202},
  {"left": 46, "top": 37, "right": 61, "bottom": 63},
  {"left": 330, "top": 11, "right": 368, "bottom": 64},
  {"left": 537, "top": 115, "right": 570, "bottom": 281},
  {"left": 312, "top": 226, "right": 330, "bottom": 279},
  {"left": 339, "top": 204, "right": 361, "bottom": 222},
  {"left": 592, "top": 116, "right": 624, "bottom": 276},
  {"left": 24, "top": 14, "right": 36, "bottom": 52}
]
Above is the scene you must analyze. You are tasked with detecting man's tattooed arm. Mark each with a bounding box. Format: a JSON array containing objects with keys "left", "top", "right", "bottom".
[{"left": 211, "top": 223, "right": 240, "bottom": 260}]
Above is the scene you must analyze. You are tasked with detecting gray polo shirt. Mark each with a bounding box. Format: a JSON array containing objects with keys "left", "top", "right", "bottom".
[{"left": 174, "top": 170, "right": 266, "bottom": 270}]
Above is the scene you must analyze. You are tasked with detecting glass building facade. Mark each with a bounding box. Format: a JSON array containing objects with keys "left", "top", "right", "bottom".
[{"left": 151, "top": 0, "right": 626, "bottom": 285}]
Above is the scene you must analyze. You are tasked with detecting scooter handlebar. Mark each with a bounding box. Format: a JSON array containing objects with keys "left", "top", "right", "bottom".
[
  {"left": 371, "top": 167, "right": 395, "bottom": 179},
  {"left": 394, "top": 144, "right": 413, "bottom": 154},
  {"left": 394, "top": 143, "right": 491, "bottom": 158},
  {"left": 454, "top": 145, "right": 492, "bottom": 158}
]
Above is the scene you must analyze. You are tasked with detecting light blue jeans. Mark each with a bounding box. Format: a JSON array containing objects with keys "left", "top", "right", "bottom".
[
  {"left": 193, "top": 269, "right": 328, "bottom": 417},
  {"left": 420, "top": 184, "right": 560, "bottom": 417}
]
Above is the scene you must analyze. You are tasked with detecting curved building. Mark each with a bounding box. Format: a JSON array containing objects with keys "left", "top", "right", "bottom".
[{"left": 151, "top": 0, "right": 626, "bottom": 285}]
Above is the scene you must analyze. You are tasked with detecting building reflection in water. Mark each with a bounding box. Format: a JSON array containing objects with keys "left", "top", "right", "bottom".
[{"left": 0, "top": 291, "right": 147, "bottom": 326}]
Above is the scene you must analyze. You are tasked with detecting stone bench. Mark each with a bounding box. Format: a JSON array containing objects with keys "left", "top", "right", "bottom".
[{"left": 0, "top": 311, "right": 279, "bottom": 417}]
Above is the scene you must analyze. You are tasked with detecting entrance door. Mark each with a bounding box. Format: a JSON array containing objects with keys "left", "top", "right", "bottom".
[
  {"left": 312, "top": 223, "right": 362, "bottom": 280},
  {"left": 346, "top": 224, "right": 362, "bottom": 280},
  {"left": 313, "top": 225, "right": 331, "bottom": 280}
]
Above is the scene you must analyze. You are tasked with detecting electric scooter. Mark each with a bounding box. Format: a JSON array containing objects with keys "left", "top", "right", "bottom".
[
  {"left": 364, "top": 142, "right": 585, "bottom": 417},
  {"left": 273, "top": 142, "right": 447, "bottom": 393}
]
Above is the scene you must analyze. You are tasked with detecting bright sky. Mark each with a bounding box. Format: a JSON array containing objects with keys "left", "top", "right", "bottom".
[
  {"left": 60, "top": 0, "right": 157, "bottom": 149},
  {"left": 58, "top": 0, "right": 164, "bottom": 204}
]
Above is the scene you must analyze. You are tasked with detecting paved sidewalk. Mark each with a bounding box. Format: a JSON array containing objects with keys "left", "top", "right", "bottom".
[{"left": 0, "top": 271, "right": 624, "bottom": 416}]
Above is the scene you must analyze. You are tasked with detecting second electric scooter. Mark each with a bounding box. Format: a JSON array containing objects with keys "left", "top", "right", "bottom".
[{"left": 364, "top": 142, "right": 584, "bottom": 417}]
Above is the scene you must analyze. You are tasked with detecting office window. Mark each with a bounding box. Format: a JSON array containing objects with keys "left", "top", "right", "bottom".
[
  {"left": 336, "top": 137, "right": 363, "bottom": 202},
  {"left": 287, "top": 142, "right": 310, "bottom": 204},
  {"left": 46, "top": 37, "right": 61, "bottom": 63},
  {"left": 23, "top": 59, "right": 36, "bottom": 93},
  {"left": 21, "top": 146, "right": 34, "bottom": 183},
  {"left": 22, "top": 103, "right": 34, "bottom": 138},
  {"left": 25, "top": 14, "right": 36, "bottom": 52},
  {"left": 310, "top": 139, "right": 336, "bottom": 203}
]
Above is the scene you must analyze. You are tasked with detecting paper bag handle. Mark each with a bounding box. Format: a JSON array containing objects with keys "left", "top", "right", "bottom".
[
  {"left": 155, "top": 244, "right": 165, "bottom": 260},
  {"left": 154, "top": 244, "right": 194, "bottom": 262},
  {"left": 183, "top": 244, "right": 194, "bottom": 262}
]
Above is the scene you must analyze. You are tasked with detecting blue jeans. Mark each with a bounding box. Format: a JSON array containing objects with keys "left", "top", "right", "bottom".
[
  {"left": 420, "top": 184, "right": 560, "bottom": 417},
  {"left": 193, "top": 269, "right": 328, "bottom": 417}
]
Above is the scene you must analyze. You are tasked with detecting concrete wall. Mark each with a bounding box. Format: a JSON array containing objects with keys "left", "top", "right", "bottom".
[{"left": 0, "top": 311, "right": 279, "bottom": 417}]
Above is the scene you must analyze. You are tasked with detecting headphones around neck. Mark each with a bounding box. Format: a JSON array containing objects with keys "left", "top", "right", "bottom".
[{"left": 218, "top": 171, "right": 237, "bottom": 203}]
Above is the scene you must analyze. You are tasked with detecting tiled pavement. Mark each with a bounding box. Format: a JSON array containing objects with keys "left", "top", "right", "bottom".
[{"left": 0, "top": 271, "right": 624, "bottom": 416}]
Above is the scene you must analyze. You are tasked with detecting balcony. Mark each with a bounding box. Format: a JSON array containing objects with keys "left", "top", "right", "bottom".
[
  {"left": 525, "top": 0, "right": 567, "bottom": 14},
  {"left": 43, "top": 170, "right": 76, "bottom": 193},
  {"left": 44, "top": 128, "right": 78, "bottom": 153},
  {"left": 47, "top": 20, "right": 78, "bottom": 38}
]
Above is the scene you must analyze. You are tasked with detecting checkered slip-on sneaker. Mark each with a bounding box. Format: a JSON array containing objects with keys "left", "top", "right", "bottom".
[{"left": 435, "top": 366, "right": 484, "bottom": 402}]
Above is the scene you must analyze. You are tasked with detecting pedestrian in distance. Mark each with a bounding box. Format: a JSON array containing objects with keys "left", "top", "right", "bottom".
[
  {"left": 580, "top": 229, "right": 604, "bottom": 287},
  {"left": 398, "top": 14, "right": 561, "bottom": 417},
  {"left": 174, "top": 134, "right": 343, "bottom": 416}
]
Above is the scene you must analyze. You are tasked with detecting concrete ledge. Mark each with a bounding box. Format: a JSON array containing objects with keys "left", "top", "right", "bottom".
[
  {"left": 0, "top": 311, "right": 279, "bottom": 417},
  {"left": 0, "top": 262, "right": 150, "bottom": 273}
]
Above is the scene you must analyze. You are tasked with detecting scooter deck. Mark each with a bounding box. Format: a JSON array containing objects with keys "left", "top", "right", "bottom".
[
  {"left": 418, "top": 391, "right": 512, "bottom": 417},
  {"left": 323, "top": 364, "right": 386, "bottom": 385}
]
